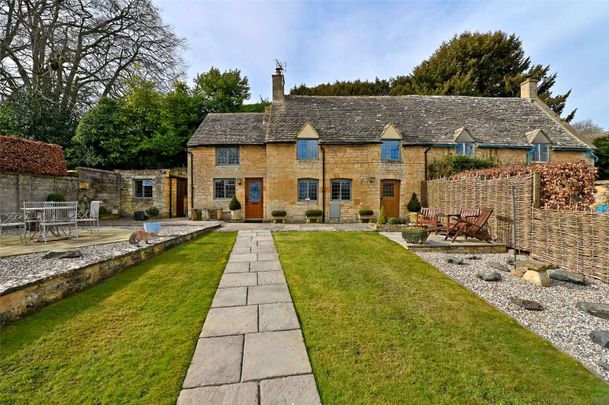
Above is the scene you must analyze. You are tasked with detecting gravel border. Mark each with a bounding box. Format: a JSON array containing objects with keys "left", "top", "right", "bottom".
[{"left": 412, "top": 250, "right": 609, "bottom": 383}]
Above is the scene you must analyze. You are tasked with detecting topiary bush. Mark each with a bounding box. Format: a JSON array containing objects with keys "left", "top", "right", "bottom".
[
  {"left": 359, "top": 209, "right": 373, "bottom": 216},
  {"left": 305, "top": 209, "right": 322, "bottom": 217},
  {"left": 229, "top": 196, "right": 241, "bottom": 211},
  {"left": 272, "top": 210, "right": 287, "bottom": 217},
  {"left": 99, "top": 206, "right": 109, "bottom": 215},
  {"left": 46, "top": 193, "right": 65, "bottom": 202},
  {"left": 407, "top": 192, "right": 421, "bottom": 213},
  {"left": 145, "top": 206, "right": 160, "bottom": 218},
  {"left": 401, "top": 226, "right": 429, "bottom": 244},
  {"left": 377, "top": 206, "right": 387, "bottom": 224}
]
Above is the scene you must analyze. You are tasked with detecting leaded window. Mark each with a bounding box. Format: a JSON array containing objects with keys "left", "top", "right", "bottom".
[
  {"left": 381, "top": 140, "right": 401, "bottom": 161},
  {"left": 214, "top": 178, "right": 236, "bottom": 199},
  {"left": 297, "top": 139, "right": 318, "bottom": 160},
  {"left": 532, "top": 143, "right": 549, "bottom": 163},
  {"left": 331, "top": 179, "right": 351, "bottom": 201},
  {"left": 455, "top": 143, "right": 475, "bottom": 157},
  {"left": 134, "top": 179, "right": 153, "bottom": 198},
  {"left": 216, "top": 146, "right": 240, "bottom": 165},
  {"left": 298, "top": 179, "right": 318, "bottom": 201}
]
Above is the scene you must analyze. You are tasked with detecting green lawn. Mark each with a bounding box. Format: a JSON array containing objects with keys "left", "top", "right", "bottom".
[
  {"left": 0, "top": 231, "right": 236, "bottom": 404},
  {"left": 274, "top": 232, "right": 609, "bottom": 404}
]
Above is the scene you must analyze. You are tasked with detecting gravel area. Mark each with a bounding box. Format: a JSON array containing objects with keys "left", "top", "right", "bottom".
[
  {"left": 0, "top": 225, "right": 214, "bottom": 294},
  {"left": 414, "top": 251, "right": 609, "bottom": 383}
]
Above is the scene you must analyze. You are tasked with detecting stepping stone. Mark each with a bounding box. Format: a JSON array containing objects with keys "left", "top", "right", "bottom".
[
  {"left": 590, "top": 330, "right": 609, "bottom": 348},
  {"left": 488, "top": 261, "right": 509, "bottom": 272},
  {"left": 231, "top": 246, "right": 251, "bottom": 254},
  {"left": 224, "top": 262, "right": 250, "bottom": 273},
  {"left": 178, "top": 382, "right": 258, "bottom": 405},
  {"left": 242, "top": 330, "right": 312, "bottom": 381},
  {"left": 260, "top": 374, "right": 321, "bottom": 405},
  {"left": 510, "top": 297, "right": 543, "bottom": 311},
  {"left": 522, "top": 270, "right": 551, "bottom": 287},
  {"left": 578, "top": 302, "right": 609, "bottom": 320},
  {"left": 43, "top": 250, "right": 82, "bottom": 259},
  {"left": 259, "top": 303, "right": 300, "bottom": 332},
  {"left": 446, "top": 256, "right": 464, "bottom": 265},
  {"left": 201, "top": 306, "right": 258, "bottom": 337},
  {"left": 251, "top": 245, "right": 276, "bottom": 254},
  {"left": 258, "top": 252, "right": 279, "bottom": 262},
  {"left": 212, "top": 287, "right": 247, "bottom": 308},
  {"left": 219, "top": 273, "right": 257, "bottom": 288},
  {"left": 549, "top": 269, "right": 587, "bottom": 285},
  {"left": 182, "top": 335, "right": 243, "bottom": 388},
  {"left": 257, "top": 271, "right": 286, "bottom": 285},
  {"left": 250, "top": 261, "right": 282, "bottom": 272},
  {"left": 229, "top": 253, "right": 257, "bottom": 263},
  {"left": 477, "top": 271, "right": 501, "bottom": 282},
  {"left": 248, "top": 284, "right": 292, "bottom": 305}
]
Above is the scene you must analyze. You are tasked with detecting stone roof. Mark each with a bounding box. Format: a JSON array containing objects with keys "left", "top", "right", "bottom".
[
  {"left": 266, "top": 95, "right": 589, "bottom": 149},
  {"left": 187, "top": 113, "right": 265, "bottom": 146}
]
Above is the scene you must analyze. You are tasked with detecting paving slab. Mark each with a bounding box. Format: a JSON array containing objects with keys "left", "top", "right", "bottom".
[
  {"left": 250, "top": 260, "right": 282, "bottom": 272},
  {"left": 224, "top": 262, "right": 250, "bottom": 273},
  {"left": 212, "top": 287, "right": 247, "bottom": 308},
  {"left": 259, "top": 303, "right": 300, "bottom": 332},
  {"left": 231, "top": 246, "right": 252, "bottom": 254},
  {"left": 219, "top": 272, "right": 257, "bottom": 288},
  {"left": 251, "top": 245, "right": 277, "bottom": 254},
  {"left": 178, "top": 383, "right": 258, "bottom": 405},
  {"left": 248, "top": 284, "right": 292, "bottom": 305},
  {"left": 257, "top": 252, "right": 279, "bottom": 261},
  {"left": 230, "top": 253, "right": 258, "bottom": 263},
  {"left": 242, "top": 330, "right": 312, "bottom": 381},
  {"left": 257, "top": 271, "right": 287, "bottom": 285},
  {"left": 182, "top": 335, "right": 243, "bottom": 388},
  {"left": 256, "top": 240, "right": 275, "bottom": 248},
  {"left": 201, "top": 306, "right": 258, "bottom": 337},
  {"left": 260, "top": 374, "right": 321, "bottom": 405}
]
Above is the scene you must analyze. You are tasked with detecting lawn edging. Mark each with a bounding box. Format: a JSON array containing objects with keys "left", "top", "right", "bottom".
[{"left": 0, "top": 225, "right": 220, "bottom": 324}]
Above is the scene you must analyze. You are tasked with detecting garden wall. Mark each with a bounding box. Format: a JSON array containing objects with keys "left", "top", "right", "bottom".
[
  {"left": 77, "top": 168, "right": 121, "bottom": 211},
  {"left": 0, "top": 172, "right": 79, "bottom": 214}
]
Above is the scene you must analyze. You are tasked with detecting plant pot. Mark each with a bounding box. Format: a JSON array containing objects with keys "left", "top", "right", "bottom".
[
  {"left": 231, "top": 209, "right": 244, "bottom": 221},
  {"left": 358, "top": 215, "right": 373, "bottom": 223},
  {"left": 409, "top": 212, "right": 418, "bottom": 224},
  {"left": 272, "top": 215, "right": 287, "bottom": 224},
  {"left": 306, "top": 216, "right": 321, "bottom": 223},
  {"left": 401, "top": 226, "right": 429, "bottom": 244},
  {"left": 143, "top": 222, "right": 161, "bottom": 234}
]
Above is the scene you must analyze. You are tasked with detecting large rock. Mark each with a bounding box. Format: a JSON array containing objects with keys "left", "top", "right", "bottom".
[
  {"left": 600, "top": 359, "right": 609, "bottom": 372},
  {"left": 578, "top": 302, "right": 609, "bottom": 320},
  {"left": 510, "top": 297, "right": 543, "bottom": 311},
  {"left": 548, "top": 269, "right": 587, "bottom": 285},
  {"left": 488, "top": 261, "right": 510, "bottom": 272},
  {"left": 467, "top": 255, "right": 481, "bottom": 260},
  {"left": 590, "top": 330, "right": 609, "bottom": 348},
  {"left": 522, "top": 270, "right": 551, "bottom": 287},
  {"left": 446, "top": 256, "right": 464, "bottom": 265},
  {"left": 43, "top": 250, "right": 82, "bottom": 259},
  {"left": 514, "top": 259, "right": 553, "bottom": 272},
  {"left": 477, "top": 271, "right": 501, "bottom": 282},
  {"left": 511, "top": 268, "right": 527, "bottom": 278}
]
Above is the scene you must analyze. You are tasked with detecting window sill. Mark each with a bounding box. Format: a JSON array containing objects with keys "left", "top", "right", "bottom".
[
  {"left": 297, "top": 200, "right": 319, "bottom": 204},
  {"left": 215, "top": 164, "right": 240, "bottom": 167},
  {"left": 380, "top": 159, "right": 403, "bottom": 163}
]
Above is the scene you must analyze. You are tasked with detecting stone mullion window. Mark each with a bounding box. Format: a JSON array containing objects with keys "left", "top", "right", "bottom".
[
  {"left": 330, "top": 179, "right": 352, "bottom": 201},
  {"left": 216, "top": 146, "right": 240, "bottom": 165},
  {"left": 298, "top": 179, "right": 318, "bottom": 201},
  {"left": 214, "top": 178, "right": 236, "bottom": 199}
]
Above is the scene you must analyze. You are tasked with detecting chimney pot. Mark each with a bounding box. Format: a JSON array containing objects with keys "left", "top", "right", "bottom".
[{"left": 520, "top": 78, "right": 539, "bottom": 99}]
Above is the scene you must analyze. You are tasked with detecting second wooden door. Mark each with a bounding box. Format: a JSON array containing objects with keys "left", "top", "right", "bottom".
[{"left": 380, "top": 180, "right": 400, "bottom": 218}]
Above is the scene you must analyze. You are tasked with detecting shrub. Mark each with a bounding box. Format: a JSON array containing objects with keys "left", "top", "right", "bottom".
[
  {"left": 428, "top": 154, "right": 498, "bottom": 179},
  {"left": 145, "top": 207, "right": 160, "bottom": 218},
  {"left": 228, "top": 196, "right": 241, "bottom": 211},
  {"left": 99, "top": 206, "right": 109, "bottom": 215},
  {"left": 377, "top": 206, "right": 387, "bottom": 224},
  {"left": 387, "top": 217, "right": 400, "bottom": 225},
  {"left": 46, "top": 193, "right": 65, "bottom": 202},
  {"left": 593, "top": 135, "right": 609, "bottom": 180},
  {"left": 305, "top": 209, "right": 322, "bottom": 217},
  {"left": 0, "top": 135, "right": 67, "bottom": 176},
  {"left": 407, "top": 192, "right": 421, "bottom": 213},
  {"left": 272, "top": 210, "right": 287, "bottom": 217},
  {"left": 359, "top": 209, "right": 374, "bottom": 216},
  {"left": 401, "top": 226, "right": 429, "bottom": 244}
]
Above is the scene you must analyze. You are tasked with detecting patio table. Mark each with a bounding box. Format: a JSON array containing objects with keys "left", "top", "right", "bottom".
[{"left": 21, "top": 201, "right": 79, "bottom": 243}]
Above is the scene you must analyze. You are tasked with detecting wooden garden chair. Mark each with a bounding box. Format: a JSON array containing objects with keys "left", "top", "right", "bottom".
[
  {"left": 444, "top": 208, "right": 494, "bottom": 243},
  {"left": 416, "top": 208, "right": 442, "bottom": 227},
  {"left": 427, "top": 208, "right": 480, "bottom": 235}
]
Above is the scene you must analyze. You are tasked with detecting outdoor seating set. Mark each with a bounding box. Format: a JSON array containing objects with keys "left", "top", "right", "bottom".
[
  {"left": 0, "top": 201, "right": 101, "bottom": 243},
  {"left": 416, "top": 207, "right": 494, "bottom": 243}
]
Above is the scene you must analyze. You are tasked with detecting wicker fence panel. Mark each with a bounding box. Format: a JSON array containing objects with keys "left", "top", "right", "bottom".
[
  {"left": 426, "top": 175, "right": 534, "bottom": 251},
  {"left": 531, "top": 209, "right": 609, "bottom": 282}
]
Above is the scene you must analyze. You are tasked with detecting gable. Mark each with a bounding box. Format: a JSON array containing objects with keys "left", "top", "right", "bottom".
[
  {"left": 380, "top": 123, "right": 401, "bottom": 140},
  {"left": 296, "top": 122, "right": 319, "bottom": 139},
  {"left": 453, "top": 127, "right": 475, "bottom": 143},
  {"left": 526, "top": 129, "right": 551, "bottom": 144}
]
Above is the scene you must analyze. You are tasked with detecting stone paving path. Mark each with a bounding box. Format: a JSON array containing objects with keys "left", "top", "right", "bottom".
[{"left": 178, "top": 230, "right": 321, "bottom": 405}]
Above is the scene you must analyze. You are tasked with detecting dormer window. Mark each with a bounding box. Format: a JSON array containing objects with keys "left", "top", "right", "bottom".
[
  {"left": 455, "top": 143, "right": 475, "bottom": 157},
  {"left": 297, "top": 139, "right": 318, "bottom": 160},
  {"left": 381, "top": 140, "right": 401, "bottom": 161},
  {"left": 532, "top": 143, "right": 549, "bottom": 163}
]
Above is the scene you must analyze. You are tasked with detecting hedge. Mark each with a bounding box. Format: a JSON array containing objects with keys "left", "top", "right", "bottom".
[
  {"left": 0, "top": 136, "right": 67, "bottom": 176},
  {"left": 451, "top": 161, "right": 597, "bottom": 211}
]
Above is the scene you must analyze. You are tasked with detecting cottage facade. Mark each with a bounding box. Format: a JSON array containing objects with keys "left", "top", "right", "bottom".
[{"left": 187, "top": 72, "right": 592, "bottom": 222}]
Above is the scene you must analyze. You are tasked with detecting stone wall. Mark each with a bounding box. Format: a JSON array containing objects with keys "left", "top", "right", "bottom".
[
  {"left": 0, "top": 172, "right": 79, "bottom": 214},
  {"left": 595, "top": 180, "right": 609, "bottom": 206},
  {"left": 77, "top": 167, "right": 121, "bottom": 212},
  {"left": 117, "top": 169, "right": 168, "bottom": 218}
]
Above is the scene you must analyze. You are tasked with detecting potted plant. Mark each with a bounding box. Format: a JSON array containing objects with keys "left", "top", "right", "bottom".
[
  {"left": 407, "top": 192, "right": 421, "bottom": 223},
  {"left": 46, "top": 193, "right": 65, "bottom": 202},
  {"left": 98, "top": 206, "right": 111, "bottom": 220},
  {"left": 143, "top": 206, "right": 161, "bottom": 233},
  {"left": 229, "top": 196, "right": 243, "bottom": 221},
  {"left": 401, "top": 226, "right": 429, "bottom": 244},
  {"left": 305, "top": 209, "right": 322, "bottom": 223},
  {"left": 272, "top": 210, "right": 287, "bottom": 223},
  {"left": 358, "top": 209, "right": 374, "bottom": 223}
]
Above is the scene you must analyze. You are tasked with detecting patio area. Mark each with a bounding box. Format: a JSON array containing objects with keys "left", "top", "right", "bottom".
[{"left": 381, "top": 232, "right": 507, "bottom": 253}]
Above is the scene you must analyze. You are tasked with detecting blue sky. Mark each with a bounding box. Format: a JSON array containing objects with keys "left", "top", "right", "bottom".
[{"left": 154, "top": 0, "right": 609, "bottom": 128}]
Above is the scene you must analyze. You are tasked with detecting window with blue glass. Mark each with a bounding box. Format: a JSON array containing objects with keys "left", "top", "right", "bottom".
[
  {"left": 381, "top": 140, "right": 401, "bottom": 161},
  {"left": 297, "top": 139, "right": 318, "bottom": 160},
  {"left": 455, "top": 143, "right": 475, "bottom": 157},
  {"left": 532, "top": 143, "right": 549, "bottom": 163}
]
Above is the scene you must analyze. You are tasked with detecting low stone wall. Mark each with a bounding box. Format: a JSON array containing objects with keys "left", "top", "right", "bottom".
[{"left": 0, "top": 225, "right": 219, "bottom": 324}]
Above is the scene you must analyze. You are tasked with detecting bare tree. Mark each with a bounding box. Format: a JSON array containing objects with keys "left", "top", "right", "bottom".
[{"left": 0, "top": 0, "right": 184, "bottom": 142}]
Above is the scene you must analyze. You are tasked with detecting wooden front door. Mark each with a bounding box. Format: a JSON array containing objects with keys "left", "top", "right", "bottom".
[
  {"left": 175, "top": 178, "right": 187, "bottom": 217},
  {"left": 245, "top": 178, "right": 264, "bottom": 219},
  {"left": 380, "top": 180, "right": 400, "bottom": 218}
]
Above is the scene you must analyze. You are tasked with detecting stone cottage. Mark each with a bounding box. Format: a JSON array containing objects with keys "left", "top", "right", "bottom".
[{"left": 187, "top": 69, "right": 592, "bottom": 222}]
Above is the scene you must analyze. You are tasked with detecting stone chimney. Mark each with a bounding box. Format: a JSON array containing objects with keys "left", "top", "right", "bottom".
[
  {"left": 520, "top": 78, "right": 539, "bottom": 99},
  {"left": 272, "top": 66, "right": 284, "bottom": 102}
]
